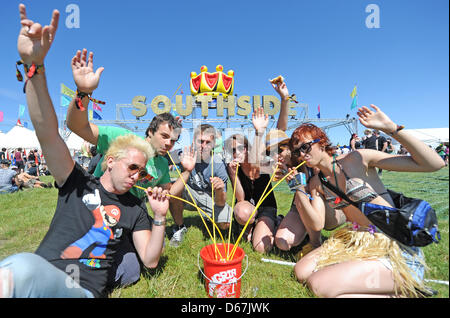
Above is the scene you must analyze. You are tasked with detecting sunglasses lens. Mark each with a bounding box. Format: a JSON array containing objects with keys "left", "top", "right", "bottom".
[{"left": 138, "top": 170, "right": 148, "bottom": 179}]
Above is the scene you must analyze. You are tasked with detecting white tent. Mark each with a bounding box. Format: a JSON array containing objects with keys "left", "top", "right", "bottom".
[
  {"left": 403, "top": 128, "right": 449, "bottom": 148},
  {"left": 0, "top": 131, "right": 7, "bottom": 148},
  {"left": 65, "top": 132, "right": 85, "bottom": 151},
  {"left": 3, "top": 125, "right": 41, "bottom": 150}
]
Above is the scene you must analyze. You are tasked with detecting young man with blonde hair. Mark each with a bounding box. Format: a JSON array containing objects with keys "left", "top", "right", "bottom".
[{"left": 0, "top": 5, "right": 169, "bottom": 298}]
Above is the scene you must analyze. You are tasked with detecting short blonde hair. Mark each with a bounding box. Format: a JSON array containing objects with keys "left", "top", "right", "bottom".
[{"left": 101, "top": 134, "right": 154, "bottom": 171}]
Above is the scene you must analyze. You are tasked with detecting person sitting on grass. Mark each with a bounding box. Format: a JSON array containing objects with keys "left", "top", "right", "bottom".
[
  {"left": 168, "top": 124, "right": 232, "bottom": 247},
  {"left": 0, "top": 159, "right": 20, "bottom": 194},
  {"left": 225, "top": 107, "right": 281, "bottom": 254},
  {"left": 291, "top": 104, "right": 445, "bottom": 298},
  {"left": 269, "top": 79, "right": 346, "bottom": 259},
  {"left": 0, "top": 4, "right": 169, "bottom": 298}
]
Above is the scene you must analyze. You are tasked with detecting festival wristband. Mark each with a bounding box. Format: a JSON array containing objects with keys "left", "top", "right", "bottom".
[
  {"left": 16, "top": 60, "right": 45, "bottom": 93},
  {"left": 75, "top": 89, "right": 106, "bottom": 112},
  {"left": 387, "top": 124, "right": 405, "bottom": 136}
]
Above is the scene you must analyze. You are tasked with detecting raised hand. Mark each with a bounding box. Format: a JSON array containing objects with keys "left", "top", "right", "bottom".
[
  {"left": 271, "top": 81, "right": 289, "bottom": 100},
  {"left": 357, "top": 104, "right": 397, "bottom": 134},
  {"left": 252, "top": 107, "right": 269, "bottom": 134},
  {"left": 71, "top": 49, "right": 104, "bottom": 93},
  {"left": 17, "top": 4, "right": 59, "bottom": 65},
  {"left": 146, "top": 187, "right": 169, "bottom": 219},
  {"left": 180, "top": 146, "right": 197, "bottom": 172}
]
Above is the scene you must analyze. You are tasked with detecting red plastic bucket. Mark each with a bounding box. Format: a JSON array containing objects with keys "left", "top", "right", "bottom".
[{"left": 198, "top": 243, "right": 248, "bottom": 298}]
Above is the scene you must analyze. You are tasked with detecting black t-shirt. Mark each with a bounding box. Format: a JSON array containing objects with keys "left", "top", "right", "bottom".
[
  {"left": 362, "top": 135, "right": 377, "bottom": 150},
  {"left": 35, "top": 163, "right": 151, "bottom": 297},
  {"left": 377, "top": 135, "right": 387, "bottom": 151},
  {"left": 236, "top": 168, "right": 277, "bottom": 209}
]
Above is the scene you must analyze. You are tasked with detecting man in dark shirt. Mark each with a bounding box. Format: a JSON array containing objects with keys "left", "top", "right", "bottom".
[{"left": 0, "top": 5, "right": 169, "bottom": 298}]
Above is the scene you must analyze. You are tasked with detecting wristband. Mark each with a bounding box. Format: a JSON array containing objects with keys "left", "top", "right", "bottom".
[
  {"left": 16, "top": 60, "right": 45, "bottom": 93},
  {"left": 75, "top": 89, "right": 106, "bottom": 112},
  {"left": 387, "top": 124, "right": 405, "bottom": 136},
  {"left": 153, "top": 219, "right": 166, "bottom": 226}
]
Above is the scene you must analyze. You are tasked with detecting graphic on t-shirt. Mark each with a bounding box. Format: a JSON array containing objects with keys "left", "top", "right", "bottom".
[{"left": 61, "top": 189, "right": 121, "bottom": 260}]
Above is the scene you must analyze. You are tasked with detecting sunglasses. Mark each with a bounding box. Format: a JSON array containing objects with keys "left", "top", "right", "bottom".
[
  {"left": 127, "top": 163, "right": 148, "bottom": 180},
  {"left": 292, "top": 139, "right": 321, "bottom": 157},
  {"left": 232, "top": 145, "right": 246, "bottom": 153},
  {"left": 265, "top": 145, "right": 287, "bottom": 157}
]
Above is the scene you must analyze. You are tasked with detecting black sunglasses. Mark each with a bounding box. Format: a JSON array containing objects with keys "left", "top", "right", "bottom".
[
  {"left": 292, "top": 139, "right": 321, "bottom": 157},
  {"left": 232, "top": 145, "right": 246, "bottom": 153},
  {"left": 127, "top": 163, "right": 148, "bottom": 180},
  {"left": 266, "top": 145, "right": 287, "bottom": 157}
]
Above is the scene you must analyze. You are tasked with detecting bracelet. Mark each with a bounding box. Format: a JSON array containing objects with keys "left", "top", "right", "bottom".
[
  {"left": 153, "top": 218, "right": 166, "bottom": 226},
  {"left": 75, "top": 89, "right": 106, "bottom": 112},
  {"left": 387, "top": 124, "right": 405, "bottom": 136},
  {"left": 16, "top": 60, "right": 45, "bottom": 93}
]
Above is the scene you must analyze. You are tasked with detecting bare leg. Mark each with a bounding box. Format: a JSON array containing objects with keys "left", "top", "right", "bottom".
[
  {"left": 306, "top": 260, "right": 396, "bottom": 298},
  {"left": 252, "top": 216, "right": 275, "bottom": 253}
]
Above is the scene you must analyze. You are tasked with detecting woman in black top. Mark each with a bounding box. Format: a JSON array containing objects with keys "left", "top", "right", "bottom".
[{"left": 225, "top": 108, "right": 278, "bottom": 253}]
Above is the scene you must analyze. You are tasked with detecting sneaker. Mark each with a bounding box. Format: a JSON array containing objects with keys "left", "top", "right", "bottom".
[{"left": 169, "top": 225, "right": 187, "bottom": 247}]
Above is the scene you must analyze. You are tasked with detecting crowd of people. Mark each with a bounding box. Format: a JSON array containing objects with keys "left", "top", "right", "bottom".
[
  {"left": 0, "top": 147, "right": 52, "bottom": 194},
  {"left": 0, "top": 5, "right": 447, "bottom": 298}
]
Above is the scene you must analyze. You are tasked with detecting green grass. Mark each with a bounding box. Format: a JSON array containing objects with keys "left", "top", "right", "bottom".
[{"left": 0, "top": 169, "right": 448, "bottom": 298}]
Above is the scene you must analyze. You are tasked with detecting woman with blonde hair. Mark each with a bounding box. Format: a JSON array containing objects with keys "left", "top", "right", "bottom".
[{"left": 290, "top": 104, "right": 444, "bottom": 297}]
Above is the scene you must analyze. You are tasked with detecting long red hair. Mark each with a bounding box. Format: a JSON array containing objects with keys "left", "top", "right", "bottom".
[{"left": 289, "top": 123, "right": 336, "bottom": 157}]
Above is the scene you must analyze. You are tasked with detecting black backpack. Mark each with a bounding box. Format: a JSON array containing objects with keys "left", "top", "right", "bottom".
[{"left": 318, "top": 171, "right": 440, "bottom": 247}]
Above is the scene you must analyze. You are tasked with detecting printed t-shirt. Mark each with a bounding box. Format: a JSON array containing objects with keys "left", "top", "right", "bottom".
[{"left": 35, "top": 163, "right": 151, "bottom": 297}]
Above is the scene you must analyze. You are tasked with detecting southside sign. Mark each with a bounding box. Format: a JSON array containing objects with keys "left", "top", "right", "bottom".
[{"left": 131, "top": 94, "right": 298, "bottom": 118}]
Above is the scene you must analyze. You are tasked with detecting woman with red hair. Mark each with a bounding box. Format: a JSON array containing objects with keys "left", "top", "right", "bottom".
[{"left": 289, "top": 104, "right": 444, "bottom": 298}]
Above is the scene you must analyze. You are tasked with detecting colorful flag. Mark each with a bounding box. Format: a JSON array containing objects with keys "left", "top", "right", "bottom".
[
  {"left": 61, "top": 95, "right": 71, "bottom": 107},
  {"left": 350, "top": 85, "right": 357, "bottom": 99},
  {"left": 93, "top": 102, "right": 102, "bottom": 112},
  {"left": 180, "top": 89, "right": 184, "bottom": 94},
  {"left": 351, "top": 96, "right": 358, "bottom": 109},
  {"left": 317, "top": 104, "right": 321, "bottom": 119},
  {"left": 88, "top": 110, "right": 93, "bottom": 121},
  {"left": 61, "top": 83, "right": 75, "bottom": 98},
  {"left": 93, "top": 110, "right": 102, "bottom": 120},
  {"left": 18, "top": 104, "right": 26, "bottom": 118},
  {"left": 0, "top": 111, "right": 3, "bottom": 122}
]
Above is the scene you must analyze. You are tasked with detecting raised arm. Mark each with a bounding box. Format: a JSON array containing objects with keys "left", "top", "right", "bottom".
[
  {"left": 17, "top": 4, "right": 74, "bottom": 186},
  {"left": 357, "top": 104, "right": 445, "bottom": 172},
  {"left": 66, "top": 48, "right": 104, "bottom": 145},
  {"left": 249, "top": 107, "right": 268, "bottom": 166},
  {"left": 271, "top": 80, "right": 290, "bottom": 131}
]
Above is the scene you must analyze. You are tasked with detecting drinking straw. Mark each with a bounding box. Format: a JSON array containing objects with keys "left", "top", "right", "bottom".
[
  {"left": 226, "top": 162, "right": 239, "bottom": 260},
  {"left": 211, "top": 150, "right": 217, "bottom": 260},
  {"left": 166, "top": 151, "right": 225, "bottom": 258},
  {"left": 229, "top": 161, "right": 306, "bottom": 260}
]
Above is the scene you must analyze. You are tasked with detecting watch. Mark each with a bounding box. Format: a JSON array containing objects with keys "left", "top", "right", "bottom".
[{"left": 153, "top": 219, "right": 166, "bottom": 226}]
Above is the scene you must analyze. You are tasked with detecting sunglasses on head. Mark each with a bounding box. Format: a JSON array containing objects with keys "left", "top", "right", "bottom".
[
  {"left": 127, "top": 163, "right": 148, "bottom": 180},
  {"left": 292, "top": 139, "right": 321, "bottom": 157}
]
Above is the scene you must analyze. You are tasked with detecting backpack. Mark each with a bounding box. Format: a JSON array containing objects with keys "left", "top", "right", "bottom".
[{"left": 318, "top": 172, "right": 440, "bottom": 247}]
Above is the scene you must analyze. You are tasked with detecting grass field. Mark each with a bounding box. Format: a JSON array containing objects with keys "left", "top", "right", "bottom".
[{"left": 0, "top": 167, "right": 448, "bottom": 298}]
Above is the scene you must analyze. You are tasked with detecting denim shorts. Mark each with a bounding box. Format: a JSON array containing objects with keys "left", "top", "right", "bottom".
[{"left": 378, "top": 245, "right": 425, "bottom": 283}]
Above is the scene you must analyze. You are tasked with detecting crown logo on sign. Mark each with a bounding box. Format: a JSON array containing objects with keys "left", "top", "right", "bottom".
[{"left": 190, "top": 65, "right": 234, "bottom": 98}]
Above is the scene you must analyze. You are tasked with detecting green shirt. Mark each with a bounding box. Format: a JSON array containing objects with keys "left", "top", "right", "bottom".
[{"left": 94, "top": 126, "right": 171, "bottom": 199}]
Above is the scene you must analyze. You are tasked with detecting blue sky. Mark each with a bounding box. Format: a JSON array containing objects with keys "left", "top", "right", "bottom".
[{"left": 0, "top": 0, "right": 448, "bottom": 148}]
